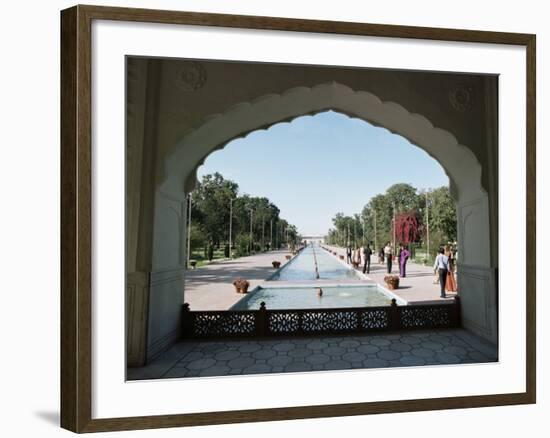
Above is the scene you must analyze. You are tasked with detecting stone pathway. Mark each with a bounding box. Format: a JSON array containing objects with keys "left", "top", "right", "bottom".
[
  {"left": 323, "top": 244, "right": 458, "bottom": 304},
  {"left": 128, "top": 328, "right": 497, "bottom": 380},
  {"left": 184, "top": 249, "right": 292, "bottom": 310}
]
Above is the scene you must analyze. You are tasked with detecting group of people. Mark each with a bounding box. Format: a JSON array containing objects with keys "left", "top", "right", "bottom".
[
  {"left": 378, "top": 242, "right": 411, "bottom": 277},
  {"left": 344, "top": 242, "right": 458, "bottom": 299},
  {"left": 345, "top": 244, "right": 373, "bottom": 274},
  {"left": 433, "top": 245, "right": 458, "bottom": 298},
  {"left": 345, "top": 242, "right": 411, "bottom": 277}
]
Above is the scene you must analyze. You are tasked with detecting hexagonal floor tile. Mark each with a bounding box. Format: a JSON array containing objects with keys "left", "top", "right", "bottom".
[
  {"left": 285, "top": 362, "right": 313, "bottom": 372},
  {"left": 186, "top": 358, "right": 217, "bottom": 370},
  {"left": 378, "top": 350, "right": 401, "bottom": 361},
  {"left": 410, "top": 348, "right": 435, "bottom": 358},
  {"left": 227, "top": 356, "right": 255, "bottom": 369}
]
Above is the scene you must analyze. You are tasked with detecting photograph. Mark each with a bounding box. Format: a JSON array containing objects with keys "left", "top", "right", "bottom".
[{"left": 126, "top": 57, "right": 499, "bottom": 380}]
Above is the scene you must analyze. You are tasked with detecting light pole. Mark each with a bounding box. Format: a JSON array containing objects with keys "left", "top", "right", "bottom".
[
  {"left": 186, "top": 192, "right": 192, "bottom": 268},
  {"left": 425, "top": 191, "right": 430, "bottom": 263},
  {"left": 373, "top": 209, "right": 378, "bottom": 250},
  {"left": 229, "top": 198, "right": 234, "bottom": 259},
  {"left": 248, "top": 208, "right": 254, "bottom": 254},
  {"left": 261, "top": 216, "right": 265, "bottom": 251},
  {"left": 392, "top": 202, "right": 396, "bottom": 251},
  {"left": 270, "top": 219, "right": 273, "bottom": 251}
]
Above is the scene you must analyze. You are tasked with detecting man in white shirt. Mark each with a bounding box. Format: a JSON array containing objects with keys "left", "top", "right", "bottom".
[
  {"left": 433, "top": 247, "right": 449, "bottom": 298},
  {"left": 384, "top": 242, "right": 393, "bottom": 273}
]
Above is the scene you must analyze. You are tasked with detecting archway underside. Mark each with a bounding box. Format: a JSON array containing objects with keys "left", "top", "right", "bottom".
[{"left": 164, "top": 82, "right": 486, "bottom": 206}]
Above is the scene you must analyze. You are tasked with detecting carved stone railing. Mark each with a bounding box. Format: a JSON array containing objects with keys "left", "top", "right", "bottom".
[{"left": 181, "top": 297, "right": 461, "bottom": 339}]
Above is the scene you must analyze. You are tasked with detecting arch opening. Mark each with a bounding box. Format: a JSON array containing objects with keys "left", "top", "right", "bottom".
[{"left": 163, "top": 82, "right": 486, "bottom": 207}]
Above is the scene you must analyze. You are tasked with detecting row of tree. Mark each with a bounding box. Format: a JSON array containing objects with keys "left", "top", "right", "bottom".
[
  {"left": 325, "top": 183, "right": 457, "bottom": 253},
  {"left": 188, "top": 173, "right": 300, "bottom": 259}
]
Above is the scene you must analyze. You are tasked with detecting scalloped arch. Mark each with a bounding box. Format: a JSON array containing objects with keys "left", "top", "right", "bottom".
[{"left": 165, "top": 82, "right": 485, "bottom": 203}]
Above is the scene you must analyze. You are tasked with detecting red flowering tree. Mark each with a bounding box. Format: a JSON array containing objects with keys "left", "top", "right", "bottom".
[{"left": 394, "top": 211, "right": 422, "bottom": 245}]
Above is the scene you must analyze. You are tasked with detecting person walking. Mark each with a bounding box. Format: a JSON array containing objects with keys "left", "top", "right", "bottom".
[
  {"left": 363, "top": 243, "right": 373, "bottom": 274},
  {"left": 346, "top": 245, "right": 352, "bottom": 264},
  {"left": 354, "top": 246, "right": 362, "bottom": 267},
  {"left": 378, "top": 246, "right": 384, "bottom": 264},
  {"left": 384, "top": 242, "right": 393, "bottom": 274},
  {"left": 433, "top": 247, "right": 450, "bottom": 298},
  {"left": 399, "top": 244, "right": 411, "bottom": 277}
]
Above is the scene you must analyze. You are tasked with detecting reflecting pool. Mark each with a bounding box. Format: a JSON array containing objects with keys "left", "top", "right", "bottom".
[
  {"left": 232, "top": 285, "right": 392, "bottom": 310},
  {"left": 269, "top": 245, "right": 360, "bottom": 281}
]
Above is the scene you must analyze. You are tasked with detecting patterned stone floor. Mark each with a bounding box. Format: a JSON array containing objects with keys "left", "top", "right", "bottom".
[{"left": 127, "top": 328, "right": 498, "bottom": 380}]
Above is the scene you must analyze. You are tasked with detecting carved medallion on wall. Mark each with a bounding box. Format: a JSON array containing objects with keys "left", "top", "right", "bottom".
[
  {"left": 176, "top": 61, "right": 207, "bottom": 91},
  {"left": 449, "top": 87, "right": 473, "bottom": 112}
]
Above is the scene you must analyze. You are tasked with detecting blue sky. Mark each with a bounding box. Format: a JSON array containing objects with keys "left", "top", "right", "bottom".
[{"left": 198, "top": 111, "right": 448, "bottom": 235}]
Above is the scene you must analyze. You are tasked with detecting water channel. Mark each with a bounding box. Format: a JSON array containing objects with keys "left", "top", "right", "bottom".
[{"left": 233, "top": 243, "right": 396, "bottom": 310}]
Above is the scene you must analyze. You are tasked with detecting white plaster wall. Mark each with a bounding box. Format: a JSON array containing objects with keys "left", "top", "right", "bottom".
[{"left": 147, "top": 177, "right": 189, "bottom": 361}]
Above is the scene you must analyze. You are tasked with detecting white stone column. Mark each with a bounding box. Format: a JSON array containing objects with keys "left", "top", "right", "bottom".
[{"left": 456, "top": 194, "right": 498, "bottom": 343}]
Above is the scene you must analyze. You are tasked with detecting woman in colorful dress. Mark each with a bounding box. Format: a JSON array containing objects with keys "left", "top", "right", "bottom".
[
  {"left": 399, "top": 244, "right": 411, "bottom": 277},
  {"left": 445, "top": 245, "right": 457, "bottom": 292}
]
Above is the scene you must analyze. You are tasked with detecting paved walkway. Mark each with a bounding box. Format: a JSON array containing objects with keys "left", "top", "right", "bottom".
[
  {"left": 185, "top": 244, "right": 457, "bottom": 310},
  {"left": 323, "top": 245, "right": 457, "bottom": 304},
  {"left": 127, "top": 328, "right": 498, "bottom": 380},
  {"left": 184, "top": 249, "right": 292, "bottom": 310},
  {"left": 134, "top": 245, "right": 491, "bottom": 381}
]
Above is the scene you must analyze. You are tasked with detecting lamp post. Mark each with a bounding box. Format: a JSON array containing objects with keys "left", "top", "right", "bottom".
[
  {"left": 229, "top": 198, "right": 234, "bottom": 259},
  {"left": 425, "top": 191, "right": 430, "bottom": 263},
  {"left": 248, "top": 208, "right": 254, "bottom": 254},
  {"left": 186, "top": 192, "right": 192, "bottom": 268},
  {"left": 392, "top": 202, "right": 396, "bottom": 251},
  {"left": 373, "top": 209, "right": 378, "bottom": 250},
  {"left": 261, "top": 216, "right": 265, "bottom": 251}
]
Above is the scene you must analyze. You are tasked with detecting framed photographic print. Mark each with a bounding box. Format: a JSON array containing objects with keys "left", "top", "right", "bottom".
[{"left": 60, "top": 4, "right": 536, "bottom": 433}]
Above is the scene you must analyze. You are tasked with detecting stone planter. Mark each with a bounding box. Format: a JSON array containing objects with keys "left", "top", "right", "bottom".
[
  {"left": 384, "top": 275, "right": 400, "bottom": 290},
  {"left": 339, "top": 255, "right": 344, "bottom": 260},
  {"left": 285, "top": 255, "right": 292, "bottom": 260},
  {"left": 233, "top": 278, "right": 250, "bottom": 294},
  {"left": 189, "top": 260, "right": 197, "bottom": 269},
  {"left": 272, "top": 261, "right": 281, "bottom": 268}
]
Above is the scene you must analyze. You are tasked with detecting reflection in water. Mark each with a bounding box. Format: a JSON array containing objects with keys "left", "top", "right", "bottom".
[
  {"left": 234, "top": 285, "right": 391, "bottom": 310},
  {"left": 270, "top": 244, "right": 360, "bottom": 281}
]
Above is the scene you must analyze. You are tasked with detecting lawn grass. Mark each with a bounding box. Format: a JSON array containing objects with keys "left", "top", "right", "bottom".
[{"left": 188, "top": 248, "right": 227, "bottom": 268}]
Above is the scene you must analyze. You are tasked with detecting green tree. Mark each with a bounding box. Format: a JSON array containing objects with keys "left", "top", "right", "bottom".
[
  {"left": 188, "top": 224, "right": 207, "bottom": 253},
  {"left": 386, "top": 183, "right": 421, "bottom": 212},
  {"left": 428, "top": 186, "right": 457, "bottom": 243},
  {"left": 193, "top": 172, "right": 238, "bottom": 246}
]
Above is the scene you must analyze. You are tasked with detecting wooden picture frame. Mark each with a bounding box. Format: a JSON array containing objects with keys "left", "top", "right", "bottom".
[{"left": 60, "top": 4, "right": 536, "bottom": 433}]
